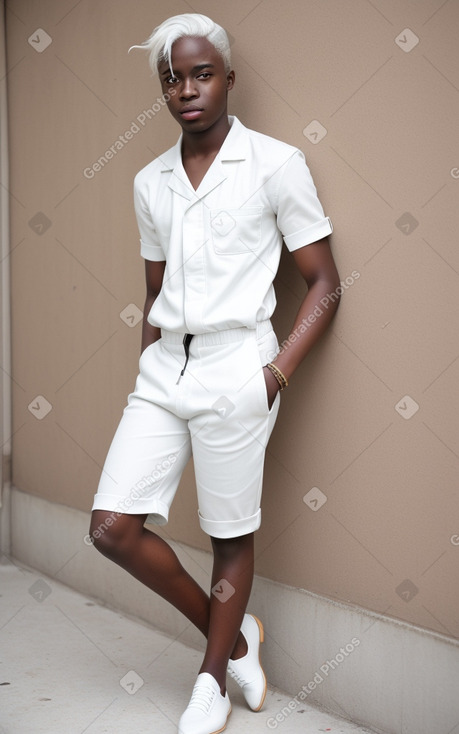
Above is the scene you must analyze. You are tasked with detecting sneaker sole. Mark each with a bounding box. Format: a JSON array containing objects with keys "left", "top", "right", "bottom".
[
  {"left": 178, "top": 706, "right": 231, "bottom": 734},
  {"left": 211, "top": 704, "right": 231, "bottom": 734},
  {"left": 248, "top": 615, "right": 267, "bottom": 712}
]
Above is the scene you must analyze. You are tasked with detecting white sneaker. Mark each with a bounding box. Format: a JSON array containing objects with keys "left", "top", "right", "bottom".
[
  {"left": 178, "top": 672, "right": 231, "bottom": 734},
  {"left": 227, "top": 614, "right": 267, "bottom": 711}
]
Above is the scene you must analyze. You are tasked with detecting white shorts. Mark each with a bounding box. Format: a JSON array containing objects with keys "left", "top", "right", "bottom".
[{"left": 91, "top": 320, "right": 280, "bottom": 539}]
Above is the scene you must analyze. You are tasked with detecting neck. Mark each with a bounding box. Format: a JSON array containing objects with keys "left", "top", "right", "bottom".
[{"left": 181, "top": 114, "right": 231, "bottom": 158}]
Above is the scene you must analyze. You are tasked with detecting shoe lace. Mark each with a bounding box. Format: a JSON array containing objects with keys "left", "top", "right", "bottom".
[
  {"left": 188, "top": 682, "right": 216, "bottom": 713},
  {"left": 227, "top": 666, "right": 246, "bottom": 688}
]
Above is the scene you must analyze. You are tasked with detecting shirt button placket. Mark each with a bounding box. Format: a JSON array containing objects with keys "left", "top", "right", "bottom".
[{"left": 183, "top": 202, "right": 206, "bottom": 332}]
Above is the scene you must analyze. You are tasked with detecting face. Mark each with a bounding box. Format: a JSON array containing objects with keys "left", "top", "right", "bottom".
[{"left": 158, "top": 36, "right": 235, "bottom": 133}]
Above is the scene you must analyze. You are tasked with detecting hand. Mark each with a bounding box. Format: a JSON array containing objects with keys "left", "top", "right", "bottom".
[{"left": 262, "top": 365, "right": 280, "bottom": 410}]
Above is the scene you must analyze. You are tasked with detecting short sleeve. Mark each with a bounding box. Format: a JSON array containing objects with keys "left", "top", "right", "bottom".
[
  {"left": 276, "top": 150, "right": 333, "bottom": 251},
  {"left": 133, "top": 174, "right": 166, "bottom": 261}
]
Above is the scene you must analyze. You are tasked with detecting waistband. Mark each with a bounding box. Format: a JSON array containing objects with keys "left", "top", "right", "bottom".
[{"left": 161, "top": 319, "right": 273, "bottom": 346}]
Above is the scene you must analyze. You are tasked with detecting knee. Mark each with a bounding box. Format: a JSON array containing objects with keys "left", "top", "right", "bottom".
[
  {"left": 211, "top": 533, "right": 254, "bottom": 562},
  {"left": 88, "top": 511, "right": 136, "bottom": 560},
  {"left": 88, "top": 512, "right": 118, "bottom": 557}
]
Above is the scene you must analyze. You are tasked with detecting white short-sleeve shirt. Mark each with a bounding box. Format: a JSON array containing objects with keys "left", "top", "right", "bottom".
[{"left": 134, "top": 115, "right": 333, "bottom": 334}]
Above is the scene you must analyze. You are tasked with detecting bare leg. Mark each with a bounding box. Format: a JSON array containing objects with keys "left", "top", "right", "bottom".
[
  {"left": 90, "top": 511, "right": 211, "bottom": 634},
  {"left": 89, "top": 511, "right": 248, "bottom": 657},
  {"left": 199, "top": 533, "right": 254, "bottom": 694}
]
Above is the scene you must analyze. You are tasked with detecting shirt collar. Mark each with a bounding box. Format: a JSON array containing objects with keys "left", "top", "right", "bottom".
[{"left": 158, "top": 115, "right": 249, "bottom": 173}]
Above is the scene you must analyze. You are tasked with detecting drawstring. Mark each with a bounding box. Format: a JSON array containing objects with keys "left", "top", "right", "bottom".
[{"left": 176, "top": 333, "right": 194, "bottom": 384}]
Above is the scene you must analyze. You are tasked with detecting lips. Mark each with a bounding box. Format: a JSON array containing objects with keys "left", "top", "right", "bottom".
[{"left": 180, "top": 106, "right": 203, "bottom": 120}]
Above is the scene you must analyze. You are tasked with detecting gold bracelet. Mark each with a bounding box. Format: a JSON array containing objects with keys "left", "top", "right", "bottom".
[{"left": 266, "top": 362, "right": 289, "bottom": 390}]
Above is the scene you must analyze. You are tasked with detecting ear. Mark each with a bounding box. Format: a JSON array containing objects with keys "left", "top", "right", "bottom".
[{"left": 226, "top": 70, "right": 235, "bottom": 91}]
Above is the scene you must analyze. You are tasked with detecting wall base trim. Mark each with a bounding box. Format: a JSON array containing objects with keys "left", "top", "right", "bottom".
[{"left": 9, "top": 487, "right": 459, "bottom": 734}]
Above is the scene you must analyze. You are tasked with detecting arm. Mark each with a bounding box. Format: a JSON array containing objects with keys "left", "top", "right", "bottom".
[
  {"left": 141, "top": 259, "right": 166, "bottom": 354},
  {"left": 263, "top": 236, "right": 341, "bottom": 404}
]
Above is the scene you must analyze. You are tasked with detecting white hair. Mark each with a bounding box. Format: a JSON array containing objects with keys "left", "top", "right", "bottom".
[{"left": 129, "top": 13, "right": 232, "bottom": 75}]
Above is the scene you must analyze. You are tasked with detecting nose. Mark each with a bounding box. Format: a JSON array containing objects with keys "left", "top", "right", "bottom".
[{"left": 180, "top": 76, "right": 198, "bottom": 99}]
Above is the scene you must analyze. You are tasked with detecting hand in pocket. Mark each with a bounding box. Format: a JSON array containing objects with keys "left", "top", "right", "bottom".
[{"left": 262, "top": 365, "right": 280, "bottom": 410}]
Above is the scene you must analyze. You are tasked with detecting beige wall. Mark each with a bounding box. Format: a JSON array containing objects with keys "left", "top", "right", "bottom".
[{"left": 6, "top": 0, "right": 459, "bottom": 640}]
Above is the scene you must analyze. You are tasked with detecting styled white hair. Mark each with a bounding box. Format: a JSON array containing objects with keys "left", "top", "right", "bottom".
[{"left": 129, "top": 13, "right": 232, "bottom": 75}]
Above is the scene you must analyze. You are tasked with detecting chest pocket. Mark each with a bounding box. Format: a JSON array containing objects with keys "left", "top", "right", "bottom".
[{"left": 210, "top": 206, "right": 263, "bottom": 255}]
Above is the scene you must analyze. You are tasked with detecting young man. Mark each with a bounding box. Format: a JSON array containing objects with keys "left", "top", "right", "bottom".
[{"left": 89, "top": 13, "right": 340, "bottom": 734}]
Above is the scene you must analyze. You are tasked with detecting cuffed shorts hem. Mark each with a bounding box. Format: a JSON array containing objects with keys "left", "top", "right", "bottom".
[
  {"left": 198, "top": 508, "right": 261, "bottom": 539},
  {"left": 91, "top": 494, "right": 170, "bottom": 526}
]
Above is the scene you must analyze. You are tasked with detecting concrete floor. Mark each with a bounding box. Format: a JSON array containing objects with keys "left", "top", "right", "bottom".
[{"left": 0, "top": 557, "right": 381, "bottom": 734}]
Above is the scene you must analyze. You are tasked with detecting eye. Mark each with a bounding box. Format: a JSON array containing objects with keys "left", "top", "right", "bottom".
[
  {"left": 197, "top": 72, "right": 211, "bottom": 79},
  {"left": 166, "top": 75, "right": 179, "bottom": 84}
]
